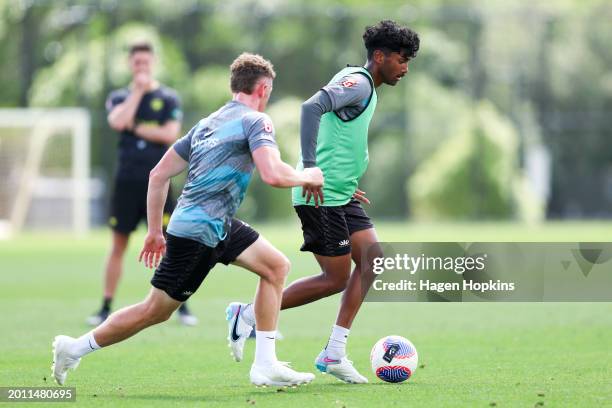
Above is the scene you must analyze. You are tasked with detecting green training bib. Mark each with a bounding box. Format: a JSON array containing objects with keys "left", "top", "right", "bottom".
[{"left": 292, "top": 67, "right": 378, "bottom": 207}]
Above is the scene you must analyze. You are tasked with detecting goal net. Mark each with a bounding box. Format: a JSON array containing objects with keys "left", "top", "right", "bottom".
[{"left": 0, "top": 108, "right": 90, "bottom": 239}]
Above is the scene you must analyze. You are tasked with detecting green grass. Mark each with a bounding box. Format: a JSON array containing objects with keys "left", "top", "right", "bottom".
[{"left": 1, "top": 221, "right": 612, "bottom": 407}]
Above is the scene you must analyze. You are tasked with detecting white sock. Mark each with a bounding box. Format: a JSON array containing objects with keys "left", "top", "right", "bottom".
[
  {"left": 326, "top": 325, "right": 350, "bottom": 360},
  {"left": 254, "top": 330, "right": 278, "bottom": 366},
  {"left": 70, "top": 331, "right": 101, "bottom": 358},
  {"left": 241, "top": 303, "right": 256, "bottom": 327}
]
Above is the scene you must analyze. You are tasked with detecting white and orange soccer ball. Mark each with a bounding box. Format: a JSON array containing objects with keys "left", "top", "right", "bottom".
[{"left": 370, "top": 335, "right": 418, "bottom": 383}]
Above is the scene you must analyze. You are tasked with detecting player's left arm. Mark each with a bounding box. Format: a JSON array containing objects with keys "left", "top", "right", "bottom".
[
  {"left": 139, "top": 148, "right": 188, "bottom": 268},
  {"left": 134, "top": 91, "right": 183, "bottom": 145}
]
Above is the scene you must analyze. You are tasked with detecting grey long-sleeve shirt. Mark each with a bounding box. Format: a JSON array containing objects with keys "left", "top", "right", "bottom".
[{"left": 300, "top": 72, "right": 373, "bottom": 167}]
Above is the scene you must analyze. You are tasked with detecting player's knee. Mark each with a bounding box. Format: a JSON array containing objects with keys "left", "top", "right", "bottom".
[
  {"left": 328, "top": 276, "right": 348, "bottom": 293},
  {"left": 110, "top": 241, "right": 128, "bottom": 257},
  {"left": 369, "top": 248, "right": 384, "bottom": 268},
  {"left": 149, "top": 308, "right": 173, "bottom": 325},
  {"left": 110, "top": 232, "right": 129, "bottom": 256},
  {"left": 321, "top": 271, "right": 348, "bottom": 294},
  {"left": 274, "top": 257, "right": 291, "bottom": 286},
  {"left": 268, "top": 256, "right": 290, "bottom": 287},
  {"left": 142, "top": 301, "right": 173, "bottom": 325},
  {"left": 358, "top": 244, "right": 384, "bottom": 270}
]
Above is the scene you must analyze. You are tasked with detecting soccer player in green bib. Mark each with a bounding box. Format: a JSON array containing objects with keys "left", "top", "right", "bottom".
[{"left": 228, "top": 21, "right": 419, "bottom": 383}]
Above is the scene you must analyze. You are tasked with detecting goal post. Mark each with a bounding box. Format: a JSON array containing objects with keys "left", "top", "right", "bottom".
[{"left": 0, "top": 108, "right": 90, "bottom": 238}]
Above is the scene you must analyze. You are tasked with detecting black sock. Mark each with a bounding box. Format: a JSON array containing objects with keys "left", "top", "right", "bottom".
[
  {"left": 101, "top": 297, "right": 112, "bottom": 313},
  {"left": 178, "top": 303, "right": 189, "bottom": 314}
]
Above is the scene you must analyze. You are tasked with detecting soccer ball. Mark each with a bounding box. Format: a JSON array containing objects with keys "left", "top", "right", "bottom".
[{"left": 370, "top": 335, "right": 418, "bottom": 383}]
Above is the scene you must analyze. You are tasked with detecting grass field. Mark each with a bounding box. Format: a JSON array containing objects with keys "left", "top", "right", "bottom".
[{"left": 1, "top": 221, "right": 612, "bottom": 407}]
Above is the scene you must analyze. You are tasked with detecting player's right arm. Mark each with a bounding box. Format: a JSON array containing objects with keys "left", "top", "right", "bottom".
[
  {"left": 107, "top": 74, "right": 149, "bottom": 131},
  {"left": 139, "top": 146, "right": 189, "bottom": 269},
  {"left": 244, "top": 112, "right": 324, "bottom": 202},
  {"left": 253, "top": 146, "right": 324, "bottom": 190}
]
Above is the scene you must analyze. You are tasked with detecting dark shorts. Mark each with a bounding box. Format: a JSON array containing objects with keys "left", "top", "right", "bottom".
[
  {"left": 151, "top": 219, "right": 259, "bottom": 302},
  {"left": 109, "top": 178, "right": 175, "bottom": 234},
  {"left": 294, "top": 198, "right": 374, "bottom": 257}
]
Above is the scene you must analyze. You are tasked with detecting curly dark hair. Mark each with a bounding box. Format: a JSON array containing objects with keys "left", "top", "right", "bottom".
[{"left": 363, "top": 20, "right": 419, "bottom": 59}]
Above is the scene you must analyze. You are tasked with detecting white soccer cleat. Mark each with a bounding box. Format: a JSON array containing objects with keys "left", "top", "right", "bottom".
[
  {"left": 315, "top": 349, "right": 368, "bottom": 384},
  {"left": 225, "top": 302, "right": 253, "bottom": 362},
  {"left": 250, "top": 362, "right": 315, "bottom": 386},
  {"left": 52, "top": 336, "right": 81, "bottom": 386}
]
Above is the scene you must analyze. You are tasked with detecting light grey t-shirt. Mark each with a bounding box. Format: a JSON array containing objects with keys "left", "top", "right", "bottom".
[{"left": 168, "top": 100, "right": 277, "bottom": 247}]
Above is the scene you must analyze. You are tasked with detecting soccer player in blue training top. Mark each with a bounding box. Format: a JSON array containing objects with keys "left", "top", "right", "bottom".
[
  {"left": 227, "top": 20, "right": 420, "bottom": 383},
  {"left": 52, "top": 53, "right": 323, "bottom": 387},
  {"left": 88, "top": 41, "right": 198, "bottom": 327}
]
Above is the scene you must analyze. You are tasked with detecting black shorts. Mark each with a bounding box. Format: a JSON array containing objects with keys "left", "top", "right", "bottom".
[
  {"left": 151, "top": 219, "right": 259, "bottom": 302},
  {"left": 294, "top": 198, "right": 374, "bottom": 257},
  {"left": 109, "top": 178, "right": 175, "bottom": 234}
]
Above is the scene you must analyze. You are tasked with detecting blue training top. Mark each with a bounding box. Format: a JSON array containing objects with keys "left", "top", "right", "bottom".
[{"left": 167, "top": 100, "right": 277, "bottom": 247}]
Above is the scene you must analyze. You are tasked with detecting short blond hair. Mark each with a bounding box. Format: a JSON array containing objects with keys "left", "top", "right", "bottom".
[{"left": 230, "top": 53, "right": 276, "bottom": 94}]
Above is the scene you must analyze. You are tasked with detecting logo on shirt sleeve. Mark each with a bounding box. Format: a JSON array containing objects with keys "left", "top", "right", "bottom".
[{"left": 342, "top": 78, "right": 358, "bottom": 88}]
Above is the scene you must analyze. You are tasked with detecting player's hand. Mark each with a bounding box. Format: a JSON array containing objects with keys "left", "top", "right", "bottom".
[
  {"left": 302, "top": 167, "right": 324, "bottom": 207},
  {"left": 304, "top": 167, "right": 324, "bottom": 187},
  {"left": 139, "top": 231, "right": 166, "bottom": 269},
  {"left": 352, "top": 188, "right": 370, "bottom": 205},
  {"left": 302, "top": 185, "right": 324, "bottom": 207},
  {"left": 134, "top": 72, "right": 151, "bottom": 91}
]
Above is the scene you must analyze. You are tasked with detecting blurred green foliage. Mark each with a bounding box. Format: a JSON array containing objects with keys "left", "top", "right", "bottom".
[
  {"left": 410, "top": 101, "right": 518, "bottom": 220},
  {"left": 1, "top": 0, "right": 611, "bottom": 221}
]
